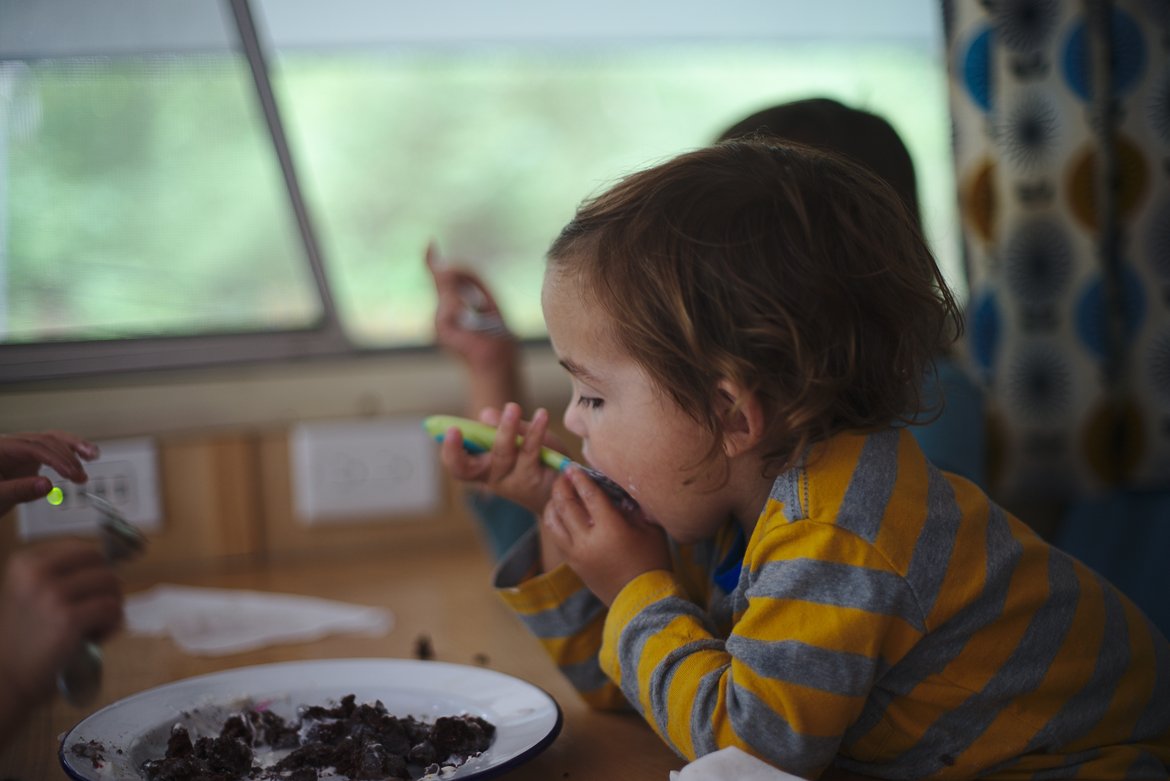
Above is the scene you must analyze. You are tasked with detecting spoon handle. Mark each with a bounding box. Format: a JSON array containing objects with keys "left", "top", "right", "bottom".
[
  {"left": 54, "top": 491, "right": 147, "bottom": 706},
  {"left": 58, "top": 642, "right": 103, "bottom": 707}
]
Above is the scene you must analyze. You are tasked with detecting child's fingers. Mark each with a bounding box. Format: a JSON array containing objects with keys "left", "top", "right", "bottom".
[
  {"left": 438, "top": 427, "right": 467, "bottom": 468},
  {"left": 565, "top": 466, "right": 616, "bottom": 523},
  {"left": 519, "top": 408, "right": 549, "bottom": 463},
  {"left": 541, "top": 501, "right": 572, "bottom": 549},
  {"left": 550, "top": 471, "right": 593, "bottom": 532},
  {"left": 424, "top": 240, "right": 442, "bottom": 273},
  {"left": 477, "top": 407, "right": 503, "bottom": 426},
  {"left": 488, "top": 403, "right": 523, "bottom": 478},
  {"left": 477, "top": 402, "right": 563, "bottom": 458},
  {"left": 439, "top": 428, "right": 488, "bottom": 482}
]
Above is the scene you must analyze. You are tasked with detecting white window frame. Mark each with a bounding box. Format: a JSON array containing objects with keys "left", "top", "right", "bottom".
[{"left": 0, "top": 0, "right": 943, "bottom": 385}]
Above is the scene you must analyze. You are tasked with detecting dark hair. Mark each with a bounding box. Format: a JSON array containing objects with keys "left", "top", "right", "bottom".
[
  {"left": 547, "top": 139, "right": 959, "bottom": 476},
  {"left": 717, "top": 98, "right": 922, "bottom": 229}
]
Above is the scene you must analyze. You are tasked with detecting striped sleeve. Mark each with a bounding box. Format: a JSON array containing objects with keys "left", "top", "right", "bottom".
[
  {"left": 599, "top": 520, "right": 924, "bottom": 778},
  {"left": 493, "top": 528, "right": 630, "bottom": 710}
]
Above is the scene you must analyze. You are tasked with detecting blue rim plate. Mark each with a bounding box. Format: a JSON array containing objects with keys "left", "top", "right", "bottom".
[{"left": 59, "top": 658, "right": 562, "bottom": 780}]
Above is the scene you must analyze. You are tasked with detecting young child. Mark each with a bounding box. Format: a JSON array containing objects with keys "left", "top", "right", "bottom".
[
  {"left": 439, "top": 140, "right": 1170, "bottom": 779},
  {"left": 429, "top": 99, "right": 986, "bottom": 563}
]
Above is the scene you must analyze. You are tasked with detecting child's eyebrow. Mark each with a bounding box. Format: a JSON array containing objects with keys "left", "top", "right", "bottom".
[{"left": 558, "top": 358, "right": 603, "bottom": 384}]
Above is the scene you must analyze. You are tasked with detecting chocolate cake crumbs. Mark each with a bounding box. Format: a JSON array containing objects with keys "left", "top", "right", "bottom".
[
  {"left": 69, "top": 739, "right": 106, "bottom": 768},
  {"left": 140, "top": 694, "right": 494, "bottom": 781},
  {"left": 413, "top": 634, "right": 435, "bottom": 661}
]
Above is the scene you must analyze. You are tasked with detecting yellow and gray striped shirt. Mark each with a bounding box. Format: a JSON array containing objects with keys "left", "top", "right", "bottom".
[{"left": 495, "top": 428, "right": 1170, "bottom": 779}]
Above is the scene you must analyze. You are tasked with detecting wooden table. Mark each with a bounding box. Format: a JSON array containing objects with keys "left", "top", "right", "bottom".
[{"left": 0, "top": 536, "right": 681, "bottom": 780}]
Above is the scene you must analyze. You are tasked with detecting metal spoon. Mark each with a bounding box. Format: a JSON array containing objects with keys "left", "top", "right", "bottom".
[
  {"left": 456, "top": 282, "right": 511, "bottom": 338},
  {"left": 57, "top": 491, "right": 147, "bottom": 706}
]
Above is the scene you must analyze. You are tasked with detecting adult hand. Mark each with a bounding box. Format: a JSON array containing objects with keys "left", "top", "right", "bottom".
[
  {"left": 0, "top": 431, "right": 99, "bottom": 517},
  {"left": 0, "top": 538, "right": 122, "bottom": 733},
  {"left": 542, "top": 466, "right": 672, "bottom": 605}
]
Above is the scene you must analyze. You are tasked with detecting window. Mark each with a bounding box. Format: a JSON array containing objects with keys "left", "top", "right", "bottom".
[{"left": 0, "top": 0, "right": 957, "bottom": 382}]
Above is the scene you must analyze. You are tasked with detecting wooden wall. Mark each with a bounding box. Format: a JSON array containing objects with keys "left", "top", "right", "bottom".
[{"left": 0, "top": 428, "right": 482, "bottom": 579}]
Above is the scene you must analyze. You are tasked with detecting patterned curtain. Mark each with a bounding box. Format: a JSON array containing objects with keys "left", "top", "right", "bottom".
[{"left": 945, "top": 0, "right": 1170, "bottom": 507}]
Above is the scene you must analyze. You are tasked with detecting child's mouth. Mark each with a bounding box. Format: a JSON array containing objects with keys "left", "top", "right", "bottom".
[{"left": 576, "top": 464, "right": 640, "bottom": 514}]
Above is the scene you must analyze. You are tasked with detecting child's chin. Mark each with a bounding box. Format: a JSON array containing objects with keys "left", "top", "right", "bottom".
[{"left": 664, "top": 528, "right": 704, "bottom": 545}]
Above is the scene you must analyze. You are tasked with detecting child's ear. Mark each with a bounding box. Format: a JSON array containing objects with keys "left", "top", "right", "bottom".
[{"left": 715, "top": 379, "right": 766, "bottom": 458}]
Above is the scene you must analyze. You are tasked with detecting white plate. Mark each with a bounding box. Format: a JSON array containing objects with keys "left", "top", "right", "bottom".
[{"left": 59, "top": 658, "right": 562, "bottom": 780}]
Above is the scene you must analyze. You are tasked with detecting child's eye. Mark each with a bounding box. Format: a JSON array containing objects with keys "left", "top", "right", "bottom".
[{"left": 576, "top": 395, "right": 604, "bottom": 410}]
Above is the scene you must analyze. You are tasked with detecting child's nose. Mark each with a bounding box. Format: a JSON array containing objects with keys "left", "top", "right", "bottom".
[{"left": 563, "top": 404, "right": 584, "bottom": 439}]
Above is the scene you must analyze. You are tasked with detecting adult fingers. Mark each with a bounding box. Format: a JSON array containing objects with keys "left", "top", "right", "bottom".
[
  {"left": 0, "top": 433, "right": 93, "bottom": 483},
  {"left": 30, "top": 538, "right": 109, "bottom": 578},
  {"left": 45, "top": 588, "right": 124, "bottom": 650},
  {"left": 38, "top": 431, "right": 100, "bottom": 462},
  {"left": 76, "top": 593, "right": 125, "bottom": 643},
  {"left": 57, "top": 565, "right": 122, "bottom": 609},
  {"left": 0, "top": 474, "right": 53, "bottom": 515}
]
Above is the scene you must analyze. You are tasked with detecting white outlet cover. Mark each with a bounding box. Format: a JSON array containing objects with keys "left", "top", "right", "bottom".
[
  {"left": 290, "top": 417, "right": 440, "bottom": 524},
  {"left": 17, "top": 437, "right": 163, "bottom": 540}
]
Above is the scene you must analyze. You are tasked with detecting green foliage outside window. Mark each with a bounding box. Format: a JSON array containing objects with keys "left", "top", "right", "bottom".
[{"left": 2, "top": 43, "right": 958, "bottom": 351}]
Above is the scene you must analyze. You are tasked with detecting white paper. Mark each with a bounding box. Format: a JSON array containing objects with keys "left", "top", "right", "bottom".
[
  {"left": 669, "top": 747, "right": 808, "bottom": 781},
  {"left": 125, "top": 584, "right": 393, "bottom": 655}
]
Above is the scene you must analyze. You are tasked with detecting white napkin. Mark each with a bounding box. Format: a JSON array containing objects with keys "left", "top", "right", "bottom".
[
  {"left": 670, "top": 747, "right": 807, "bottom": 781},
  {"left": 125, "top": 584, "right": 394, "bottom": 655}
]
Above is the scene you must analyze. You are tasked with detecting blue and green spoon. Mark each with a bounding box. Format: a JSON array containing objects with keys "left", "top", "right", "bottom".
[{"left": 422, "top": 415, "right": 638, "bottom": 512}]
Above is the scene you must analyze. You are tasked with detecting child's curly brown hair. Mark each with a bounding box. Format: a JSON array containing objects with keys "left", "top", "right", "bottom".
[{"left": 547, "top": 139, "right": 961, "bottom": 477}]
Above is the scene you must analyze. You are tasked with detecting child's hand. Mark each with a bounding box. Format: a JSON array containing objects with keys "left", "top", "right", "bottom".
[
  {"left": 426, "top": 243, "right": 515, "bottom": 372},
  {"left": 438, "top": 403, "right": 560, "bottom": 517},
  {"left": 542, "top": 466, "right": 672, "bottom": 605},
  {"left": 425, "top": 242, "right": 524, "bottom": 417}
]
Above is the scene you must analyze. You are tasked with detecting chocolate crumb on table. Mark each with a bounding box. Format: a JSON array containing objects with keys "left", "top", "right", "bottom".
[{"left": 413, "top": 633, "right": 435, "bottom": 660}]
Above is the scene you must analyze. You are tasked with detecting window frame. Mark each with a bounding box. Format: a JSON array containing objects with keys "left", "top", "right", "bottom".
[
  {"left": 0, "top": 0, "right": 949, "bottom": 386},
  {"left": 0, "top": 0, "right": 355, "bottom": 385}
]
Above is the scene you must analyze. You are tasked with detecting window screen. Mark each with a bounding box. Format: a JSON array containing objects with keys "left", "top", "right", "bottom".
[
  {"left": 2, "top": 55, "right": 320, "bottom": 343},
  {"left": 0, "top": 0, "right": 957, "bottom": 380}
]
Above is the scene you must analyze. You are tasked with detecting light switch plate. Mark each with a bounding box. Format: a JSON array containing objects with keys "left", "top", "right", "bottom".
[{"left": 290, "top": 417, "right": 440, "bottom": 524}]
